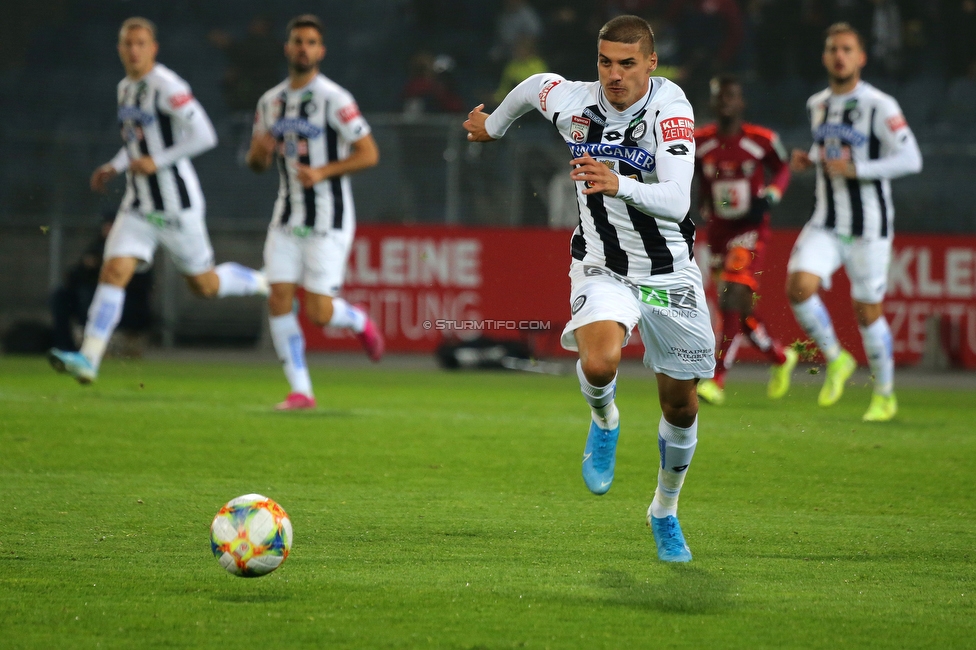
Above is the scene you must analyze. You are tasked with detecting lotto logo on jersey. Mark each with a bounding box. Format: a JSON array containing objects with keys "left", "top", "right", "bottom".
[
  {"left": 170, "top": 92, "right": 193, "bottom": 109},
  {"left": 538, "top": 79, "right": 561, "bottom": 110},
  {"left": 338, "top": 104, "right": 362, "bottom": 124},
  {"left": 660, "top": 117, "right": 694, "bottom": 143},
  {"left": 571, "top": 115, "right": 590, "bottom": 143}
]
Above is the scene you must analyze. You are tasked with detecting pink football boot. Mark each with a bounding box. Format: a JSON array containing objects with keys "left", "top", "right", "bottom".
[
  {"left": 355, "top": 309, "right": 385, "bottom": 362},
  {"left": 275, "top": 392, "right": 316, "bottom": 411}
]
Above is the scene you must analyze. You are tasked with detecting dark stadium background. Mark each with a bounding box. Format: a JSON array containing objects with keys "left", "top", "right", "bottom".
[{"left": 1, "top": 0, "right": 973, "bottom": 356}]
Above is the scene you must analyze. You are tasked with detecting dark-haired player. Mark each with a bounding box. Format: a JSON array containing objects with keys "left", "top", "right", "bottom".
[
  {"left": 694, "top": 74, "right": 795, "bottom": 406},
  {"left": 247, "top": 15, "right": 383, "bottom": 411},
  {"left": 465, "top": 15, "right": 713, "bottom": 562}
]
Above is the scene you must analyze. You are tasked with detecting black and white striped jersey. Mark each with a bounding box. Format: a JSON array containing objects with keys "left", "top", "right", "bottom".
[
  {"left": 110, "top": 63, "right": 217, "bottom": 215},
  {"left": 253, "top": 74, "right": 371, "bottom": 234},
  {"left": 805, "top": 81, "right": 922, "bottom": 240},
  {"left": 485, "top": 73, "right": 697, "bottom": 281}
]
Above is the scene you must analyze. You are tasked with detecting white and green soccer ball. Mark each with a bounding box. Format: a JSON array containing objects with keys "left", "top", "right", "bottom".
[{"left": 210, "top": 494, "right": 293, "bottom": 577}]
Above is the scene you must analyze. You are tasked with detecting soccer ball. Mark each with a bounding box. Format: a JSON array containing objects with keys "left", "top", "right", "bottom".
[{"left": 210, "top": 494, "right": 293, "bottom": 577}]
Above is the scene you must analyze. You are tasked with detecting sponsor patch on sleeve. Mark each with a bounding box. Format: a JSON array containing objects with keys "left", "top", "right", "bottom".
[
  {"left": 660, "top": 117, "right": 695, "bottom": 143},
  {"left": 885, "top": 114, "right": 907, "bottom": 132},
  {"left": 539, "top": 79, "right": 561, "bottom": 111},
  {"left": 169, "top": 92, "right": 194, "bottom": 109},
  {"left": 338, "top": 103, "right": 362, "bottom": 124}
]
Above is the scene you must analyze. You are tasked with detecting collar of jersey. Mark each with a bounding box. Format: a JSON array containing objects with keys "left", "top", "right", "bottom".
[
  {"left": 828, "top": 80, "right": 864, "bottom": 100},
  {"left": 598, "top": 79, "right": 655, "bottom": 120}
]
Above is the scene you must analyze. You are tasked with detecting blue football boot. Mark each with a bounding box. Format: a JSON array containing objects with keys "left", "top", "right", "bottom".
[
  {"left": 649, "top": 513, "right": 692, "bottom": 563},
  {"left": 48, "top": 349, "right": 97, "bottom": 384},
  {"left": 581, "top": 420, "right": 620, "bottom": 495}
]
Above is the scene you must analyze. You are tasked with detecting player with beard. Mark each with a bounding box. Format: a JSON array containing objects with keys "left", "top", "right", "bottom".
[
  {"left": 786, "top": 23, "right": 921, "bottom": 421},
  {"left": 247, "top": 14, "right": 383, "bottom": 410},
  {"left": 694, "top": 74, "right": 795, "bottom": 405},
  {"left": 465, "top": 16, "right": 714, "bottom": 562}
]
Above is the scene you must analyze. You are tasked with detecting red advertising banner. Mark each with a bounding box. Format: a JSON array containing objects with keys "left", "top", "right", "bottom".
[{"left": 302, "top": 225, "right": 976, "bottom": 369}]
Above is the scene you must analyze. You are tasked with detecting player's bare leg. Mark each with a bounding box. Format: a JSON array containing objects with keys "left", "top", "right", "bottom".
[
  {"left": 649, "top": 374, "right": 698, "bottom": 562},
  {"left": 304, "top": 292, "right": 383, "bottom": 362},
  {"left": 854, "top": 300, "right": 896, "bottom": 421},
  {"left": 185, "top": 263, "right": 268, "bottom": 299},
  {"left": 788, "top": 271, "right": 856, "bottom": 406},
  {"left": 268, "top": 282, "right": 315, "bottom": 410},
  {"left": 575, "top": 321, "right": 625, "bottom": 495},
  {"left": 49, "top": 256, "right": 138, "bottom": 383}
]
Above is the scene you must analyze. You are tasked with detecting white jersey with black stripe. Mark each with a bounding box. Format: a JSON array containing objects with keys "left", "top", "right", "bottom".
[
  {"left": 486, "top": 73, "right": 697, "bottom": 281},
  {"left": 114, "top": 63, "right": 216, "bottom": 215},
  {"left": 253, "top": 74, "right": 371, "bottom": 234},
  {"left": 805, "top": 81, "right": 922, "bottom": 240}
]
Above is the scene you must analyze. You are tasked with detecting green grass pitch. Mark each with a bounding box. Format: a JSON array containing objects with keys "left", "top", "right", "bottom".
[{"left": 1, "top": 355, "right": 974, "bottom": 648}]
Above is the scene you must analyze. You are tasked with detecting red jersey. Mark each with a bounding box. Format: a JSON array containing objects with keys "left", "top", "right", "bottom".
[{"left": 694, "top": 122, "right": 790, "bottom": 223}]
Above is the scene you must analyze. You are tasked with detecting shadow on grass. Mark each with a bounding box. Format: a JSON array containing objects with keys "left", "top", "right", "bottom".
[
  {"left": 248, "top": 409, "right": 358, "bottom": 418},
  {"left": 593, "top": 566, "right": 734, "bottom": 614},
  {"left": 211, "top": 591, "right": 296, "bottom": 604}
]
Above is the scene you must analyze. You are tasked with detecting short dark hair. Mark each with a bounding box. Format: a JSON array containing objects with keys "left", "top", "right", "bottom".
[
  {"left": 709, "top": 73, "right": 741, "bottom": 95},
  {"left": 286, "top": 14, "right": 324, "bottom": 40},
  {"left": 825, "top": 22, "right": 865, "bottom": 52},
  {"left": 598, "top": 15, "right": 655, "bottom": 55}
]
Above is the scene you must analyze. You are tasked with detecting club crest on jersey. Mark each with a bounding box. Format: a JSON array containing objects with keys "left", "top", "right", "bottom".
[
  {"left": 627, "top": 120, "right": 647, "bottom": 141},
  {"left": 571, "top": 115, "right": 591, "bottom": 143}
]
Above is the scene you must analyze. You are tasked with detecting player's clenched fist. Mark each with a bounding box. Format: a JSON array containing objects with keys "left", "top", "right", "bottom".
[
  {"left": 90, "top": 164, "right": 118, "bottom": 193},
  {"left": 463, "top": 104, "right": 495, "bottom": 142},
  {"left": 790, "top": 148, "right": 812, "bottom": 172},
  {"left": 570, "top": 153, "right": 619, "bottom": 197}
]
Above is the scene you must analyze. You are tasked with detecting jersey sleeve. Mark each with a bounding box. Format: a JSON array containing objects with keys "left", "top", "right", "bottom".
[
  {"left": 854, "top": 96, "right": 922, "bottom": 180},
  {"left": 615, "top": 98, "right": 695, "bottom": 222},
  {"left": 327, "top": 89, "right": 371, "bottom": 143},
  {"left": 152, "top": 78, "right": 218, "bottom": 168},
  {"left": 484, "top": 73, "right": 566, "bottom": 139}
]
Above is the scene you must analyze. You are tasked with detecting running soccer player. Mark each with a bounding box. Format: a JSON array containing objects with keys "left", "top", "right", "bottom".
[
  {"left": 694, "top": 74, "right": 795, "bottom": 406},
  {"left": 49, "top": 17, "right": 268, "bottom": 384},
  {"left": 787, "top": 23, "right": 921, "bottom": 422},
  {"left": 246, "top": 15, "right": 383, "bottom": 411},
  {"left": 465, "top": 15, "right": 714, "bottom": 563}
]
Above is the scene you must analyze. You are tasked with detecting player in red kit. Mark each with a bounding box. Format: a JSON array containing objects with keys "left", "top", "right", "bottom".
[{"left": 694, "top": 75, "right": 797, "bottom": 405}]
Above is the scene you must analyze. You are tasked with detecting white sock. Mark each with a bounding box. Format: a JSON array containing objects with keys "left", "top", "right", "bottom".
[
  {"left": 269, "top": 313, "right": 313, "bottom": 397},
  {"left": 791, "top": 294, "right": 842, "bottom": 362},
  {"left": 860, "top": 316, "right": 894, "bottom": 396},
  {"left": 650, "top": 415, "right": 698, "bottom": 519},
  {"left": 327, "top": 297, "right": 366, "bottom": 333},
  {"left": 576, "top": 360, "right": 619, "bottom": 429},
  {"left": 79, "top": 283, "right": 125, "bottom": 369},
  {"left": 215, "top": 262, "right": 267, "bottom": 297}
]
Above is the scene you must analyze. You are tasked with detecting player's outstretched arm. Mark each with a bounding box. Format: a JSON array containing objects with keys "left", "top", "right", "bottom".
[
  {"left": 294, "top": 133, "right": 380, "bottom": 189},
  {"left": 464, "top": 104, "right": 496, "bottom": 142}
]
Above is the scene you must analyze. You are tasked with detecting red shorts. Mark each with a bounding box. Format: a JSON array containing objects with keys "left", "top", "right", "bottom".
[{"left": 704, "top": 217, "right": 772, "bottom": 291}]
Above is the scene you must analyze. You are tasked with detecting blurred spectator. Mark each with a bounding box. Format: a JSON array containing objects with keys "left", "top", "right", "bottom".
[
  {"left": 50, "top": 211, "right": 153, "bottom": 354},
  {"left": 494, "top": 36, "right": 548, "bottom": 104},
  {"left": 402, "top": 52, "right": 464, "bottom": 115},
  {"left": 208, "top": 16, "right": 283, "bottom": 112},
  {"left": 490, "top": 0, "right": 544, "bottom": 65},
  {"left": 942, "top": 0, "right": 976, "bottom": 79},
  {"left": 666, "top": 0, "right": 745, "bottom": 106},
  {"left": 945, "top": 60, "right": 976, "bottom": 129},
  {"left": 866, "top": 0, "right": 904, "bottom": 80},
  {"left": 540, "top": 1, "right": 602, "bottom": 80}
]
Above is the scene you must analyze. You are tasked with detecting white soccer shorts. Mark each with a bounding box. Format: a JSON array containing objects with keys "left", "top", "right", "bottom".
[
  {"left": 560, "top": 262, "right": 716, "bottom": 380},
  {"left": 787, "top": 224, "right": 892, "bottom": 303},
  {"left": 263, "top": 226, "right": 352, "bottom": 297},
  {"left": 104, "top": 208, "right": 215, "bottom": 276}
]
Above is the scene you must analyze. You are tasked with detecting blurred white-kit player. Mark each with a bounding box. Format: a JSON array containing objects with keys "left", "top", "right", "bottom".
[
  {"left": 50, "top": 17, "right": 268, "bottom": 384},
  {"left": 246, "top": 14, "right": 383, "bottom": 411}
]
